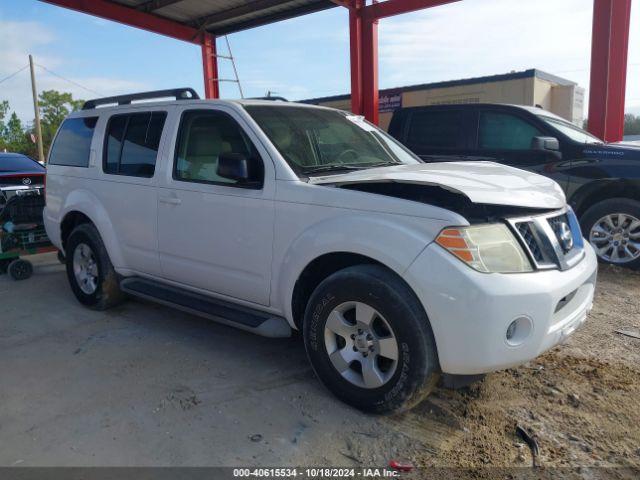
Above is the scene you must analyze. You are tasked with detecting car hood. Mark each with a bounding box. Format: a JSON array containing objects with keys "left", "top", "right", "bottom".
[{"left": 307, "top": 161, "right": 566, "bottom": 209}]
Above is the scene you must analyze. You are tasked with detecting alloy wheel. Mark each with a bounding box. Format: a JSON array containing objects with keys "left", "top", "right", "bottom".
[
  {"left": 589, "top": 213, "right": 640, "bottom": 264},
  {"left": 324, "top": 301, "right": 399, "bottom": 389},
  {"left": 73, "top": 242, "right": 99, "bottom": 294}
]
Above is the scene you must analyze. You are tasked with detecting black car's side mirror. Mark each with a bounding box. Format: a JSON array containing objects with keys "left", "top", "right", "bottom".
[
  {"left": 531, "top": 136, "right": 561, "bottom": 159},
  {"left": 531, "top": 136, "right": 560, "bottom": 151},
  {"left": 217, "top": 152, "right": 250, "bottom": 182}
]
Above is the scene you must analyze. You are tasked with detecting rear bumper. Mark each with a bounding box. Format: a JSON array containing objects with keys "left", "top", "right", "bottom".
[{"left": 404, "top": 242, "right": 597, "bottom": 375}]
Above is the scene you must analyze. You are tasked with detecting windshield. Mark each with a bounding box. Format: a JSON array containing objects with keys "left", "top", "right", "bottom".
[
  {"left": 538, "top": 115, "right": 603, "bottom": 144},
  {"left": 0, "top": 154, "right": 44, "bottom": 173},
  {"left": 245, "top": 105, "right": 420, "bottom": 175}
]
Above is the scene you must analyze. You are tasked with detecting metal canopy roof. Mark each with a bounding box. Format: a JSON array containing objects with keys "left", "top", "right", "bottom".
[{"left": 111, "top": 0, "right": 336, "bottom": 35}]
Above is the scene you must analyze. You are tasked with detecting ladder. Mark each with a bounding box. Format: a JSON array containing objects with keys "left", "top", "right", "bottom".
[{"left": 213, "top": 36, "right": 244, "bottom": 99}]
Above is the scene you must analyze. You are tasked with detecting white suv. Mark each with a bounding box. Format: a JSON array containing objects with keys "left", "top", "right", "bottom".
[{"left": 44, "top": 88, "right": 597, "bottom": 412}]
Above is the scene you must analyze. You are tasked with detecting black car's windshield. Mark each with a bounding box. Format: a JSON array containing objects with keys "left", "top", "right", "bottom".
[
  {"left": 245, "top": 105, "right": 420, "bottom": 175},
  {"left": 538, "top": 115, "right": 603, "bottom": 145},
  {"left": 0, "top": 154, "right": 44, "bottom": 173}
]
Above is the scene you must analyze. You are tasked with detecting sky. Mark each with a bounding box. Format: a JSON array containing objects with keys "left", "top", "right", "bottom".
[{"left": 1, "top": 0, "right": 639, "bottom": 124}]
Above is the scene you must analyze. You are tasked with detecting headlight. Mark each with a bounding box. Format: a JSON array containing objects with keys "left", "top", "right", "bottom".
[{"left": 436, "top": 224, "right": 533, "bottom": 273}]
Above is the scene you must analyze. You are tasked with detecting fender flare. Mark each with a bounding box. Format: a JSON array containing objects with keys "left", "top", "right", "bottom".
[
  {"left": 273, "top": 213, "right": 443, "bottom": 327},
  {"left": 59, "top": 189, "right": 125, "bottom": 268}
]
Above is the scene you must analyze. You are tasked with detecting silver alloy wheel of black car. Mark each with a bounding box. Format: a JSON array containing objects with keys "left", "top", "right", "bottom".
[
  {"left": 324, "top": 301, "right": 399, "bottom": 389},
  {"left": 589, "top": 213, "right": 640, "bottom": 264},
  {"left": 73, "top": 242, "right": 99, "bottom": 294}
]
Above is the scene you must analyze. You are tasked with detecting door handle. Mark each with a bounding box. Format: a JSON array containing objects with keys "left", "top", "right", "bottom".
[{"left": 159, "top": 195, "right": 181, "bottom": 205}]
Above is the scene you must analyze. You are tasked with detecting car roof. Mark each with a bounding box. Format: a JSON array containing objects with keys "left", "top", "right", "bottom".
[
  {"left": 0, "top": 152, "right": 32, "bottom": 158},
  {"left": 67, "top": 98, "right": 336, "bottom": 118},
  {"left": 398, "top": 103, "right": 570, "bottom": 122}
]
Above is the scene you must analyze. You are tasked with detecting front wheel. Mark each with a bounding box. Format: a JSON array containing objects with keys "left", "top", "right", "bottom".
[
  {"left": 303, "top": 265, "right": 439, "bottom": 413},
  {"left": 581, "top": 198, "right": 640, "bottom": 269}
]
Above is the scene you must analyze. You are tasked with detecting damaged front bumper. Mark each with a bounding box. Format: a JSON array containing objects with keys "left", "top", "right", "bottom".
[{"left": 404, "top": 240, "right": 598, "bottom": 375}]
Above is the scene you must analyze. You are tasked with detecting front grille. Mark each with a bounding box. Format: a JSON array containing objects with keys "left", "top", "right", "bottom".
[
  {"left": 509, "top": 208, "right": 584, "bottom": 271},
  {"left": 516, "top": 222, "right": 544, "bottom": 262},
  {"left": 548, "top": 213, "right": 570, "bottom": 246}
]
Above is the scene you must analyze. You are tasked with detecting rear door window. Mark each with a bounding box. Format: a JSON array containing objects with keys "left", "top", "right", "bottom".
[
  {"left": 104, "top": 111, "right": 167, "bottom": 177},
  {"left": 478, "top": 111, "right": 542, "bottom": 150},
  {"left": 407, "top": 110, "right": 465, "bottom": 148},
  {"left": 48, "top": 117, "right": 98, "bottom": 167}
]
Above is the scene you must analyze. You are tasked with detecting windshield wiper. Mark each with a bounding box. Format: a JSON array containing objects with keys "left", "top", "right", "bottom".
[
  {"left": 303, "top": 162, "right": 399, "bottom": 175},
  {"left": 303, "top": 164, "right": 371, "bottom": 175}
]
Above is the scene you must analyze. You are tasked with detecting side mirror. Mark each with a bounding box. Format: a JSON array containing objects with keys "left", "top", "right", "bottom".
[
  {"left": 531, "top": 136, "right": 560, "bottom": 152},
  {"left": 217, "top": 152, "right": 250, "bottom": 182}
]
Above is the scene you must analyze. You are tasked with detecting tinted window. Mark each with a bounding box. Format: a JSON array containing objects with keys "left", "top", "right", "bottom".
[
  {"left": 0, "top": 154, "right": 45, "bottom": 173},
  {"left": 407, "top": 110, "right": 463, "bottom": 148},
  {"left": 104, "top": 112, "right": 166, "bottom": 177},
  {"left": 105, "top": 115, "right": 127, "bottom": 174},
  {"left": 174, "top": 110, "right": 262, "bottom": 187},
  {"left": 479, "top": 112, "right": 542, "bottom": 150},
  {"left": 49, "top": 117, "right": 98, "bottom": 167}
]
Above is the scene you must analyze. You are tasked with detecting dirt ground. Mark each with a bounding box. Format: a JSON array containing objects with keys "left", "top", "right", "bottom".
[
  {"left": 414, "top": 264, "right": 640, "bottom": 470},
  {"left": 0, "top": 254, "right": 638, "bottom": 471}
]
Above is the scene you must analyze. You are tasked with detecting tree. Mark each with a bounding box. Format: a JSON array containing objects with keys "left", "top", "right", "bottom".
[
  {"left": 4, "top": 112, "right": 31, "bottom": 154},
  {"left": 0, "top": 100, "right": 9, "bottom": 151}
]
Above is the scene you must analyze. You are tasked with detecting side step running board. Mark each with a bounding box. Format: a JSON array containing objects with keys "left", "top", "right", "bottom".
[{"left": 120, "top": 277, "right": 291, "bottom": 338}]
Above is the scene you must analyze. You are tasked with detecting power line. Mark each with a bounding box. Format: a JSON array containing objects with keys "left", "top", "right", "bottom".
[
  {"left": 0, "top": 65, "right": 29, "bottom": 86},
  {"left": 35, "top": 63, "right": 104, "bottom": 97}
]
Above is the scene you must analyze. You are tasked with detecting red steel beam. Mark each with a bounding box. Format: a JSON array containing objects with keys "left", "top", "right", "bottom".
[
  {"left": 40, "top": 0, "right": 202, "bottom": 43},
  {"left": 349, "top": 0, "right": 364, "bottom": 115},
  {"left": 344, "top": 0, "right": 459, "bottom": 124},
  {"left": 201, "top": 33, "right": 220, "bottom": 99},
  {"left": 363, "top": 0, "right": 459, "bottom": 21},
  {"left": 587, "top": 0, "right": 632, "bottom": 142},
  {"left": 361, "top": 16, "right": 379, "bottom": 124}
]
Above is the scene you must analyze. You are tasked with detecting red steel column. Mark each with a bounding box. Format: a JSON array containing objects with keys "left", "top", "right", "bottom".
[
  {"left": 202, "top": 33, "right": 220, "bottom": 99},
  {"left": 587, "top": 0, "right": 632, "bottom": 142},
  {"left": 361, "top": 16, "right": 379, "bottom": 125},
  {"left": 349, "top": 0, "right": 364, "bottom": 115}
]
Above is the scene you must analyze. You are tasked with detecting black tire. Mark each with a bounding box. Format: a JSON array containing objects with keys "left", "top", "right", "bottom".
[
  {"left": 580, "top": 198, "right": 640, "bottom": 270},
  {"left": 8, "top": 259, "right": 33, "bottom": 281},
  {"left": 65, "top": 223, "right": 125, "bottom": 310},
  {"left": 57, "top": 250, "right": 66, "bottom": 264},
  {"left": 303, "top": 264, "right": 439, "bottom": 413}
]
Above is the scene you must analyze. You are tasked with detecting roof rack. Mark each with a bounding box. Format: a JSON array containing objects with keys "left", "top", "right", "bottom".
[
  {"left": 82, "top": 88, "right": 200, "bottom": 110},
  {"left": 248, "top": 96, "right": 289, "bottom": 102}
]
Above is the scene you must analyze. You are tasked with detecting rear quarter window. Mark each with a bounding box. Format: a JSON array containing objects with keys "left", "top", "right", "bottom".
[{"left": 48, "top": 117, "right": 98, "bottom": 167}]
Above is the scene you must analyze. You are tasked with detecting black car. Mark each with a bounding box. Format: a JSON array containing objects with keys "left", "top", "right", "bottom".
[
  {"left": 0, "top": 152, "right": 46, "bottom": 225},
  {"left": 388, "top": 104, "right": 640, "bottom": 269}
]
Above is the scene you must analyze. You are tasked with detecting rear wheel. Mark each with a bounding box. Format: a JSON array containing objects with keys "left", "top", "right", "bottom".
[
  {"left": 581, "top": 198, "right": 640, "bottom": 269},
  {"left": 65, "top": 223, "right": 125, "bottom": 309},
  {"left": 303, "top": 264, "right": 439, "bottom": 413}
]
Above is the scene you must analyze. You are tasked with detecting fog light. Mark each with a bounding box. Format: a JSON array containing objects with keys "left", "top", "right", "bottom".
[{"left": 505, "top": 316, "right": 532, "bottom": 346}]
